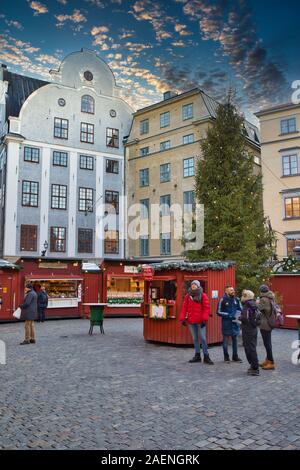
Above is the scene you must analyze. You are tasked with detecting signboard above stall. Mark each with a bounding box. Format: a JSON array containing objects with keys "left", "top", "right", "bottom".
[{"left": 141, "top": 265, "right": 154, "bottom": 281}]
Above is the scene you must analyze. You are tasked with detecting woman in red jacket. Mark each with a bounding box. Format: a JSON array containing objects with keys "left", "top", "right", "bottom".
[{"left": 180, "top": 280, "right": 214, "bottom": 364}]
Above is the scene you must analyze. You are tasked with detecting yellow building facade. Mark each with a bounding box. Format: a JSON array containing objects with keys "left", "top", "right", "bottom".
[
  {"left": 125, "top": 88, "right": 261, "bottom": 260},
  {"left": 256, "top": 103, "right": 300, "bottom": 259}
]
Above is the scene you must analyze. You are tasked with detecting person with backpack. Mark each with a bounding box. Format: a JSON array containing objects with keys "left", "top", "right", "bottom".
[
  {"left": 217, "top": 286, "right": 243, "bottom": 363},
  {"left": 257, "top": 284, "right": 277, "bottom": 370},
  {"left": 180, "top": 280, "right": 214, "bottom": 365},
  {"left": 37, "top": 286, "right": 48, "bottom": 323},
  {"left": 240, "top": 290, "right": 261, "bottom": 376}
]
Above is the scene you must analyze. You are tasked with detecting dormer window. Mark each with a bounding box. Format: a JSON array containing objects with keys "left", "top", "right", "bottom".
[{"left": 81, "top": 95, "right": 95, "bottom": 114}]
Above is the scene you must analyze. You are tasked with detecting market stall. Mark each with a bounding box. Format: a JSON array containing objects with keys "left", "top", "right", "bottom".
[
  {"left": 101, "top": 260, "right": 144, "bottom": 316},
  {"left": 141, "top": 261, "right": 235, "bottom": 345},
  {"left": 0, "top": 259, "right": 20, "bottom": 321}
]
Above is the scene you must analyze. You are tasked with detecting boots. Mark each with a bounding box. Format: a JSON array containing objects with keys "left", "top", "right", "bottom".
[
  {"left": 189, "top": 353, "right": 201, "bottom": 363},
  {"left": 247, "top": 368, "right": 260, "bottom": 376},
  {"left": 262, "top": 360, "right": 275, "bottom": 370},
  {"left": 259, "top": 358, "right": 268, "bottom": 368},
  {"left": 204, "top": 354, "right": 214, "bottom": 365},
  {"left": 20, "top": 340, "right": 30, "bottom": 345}
]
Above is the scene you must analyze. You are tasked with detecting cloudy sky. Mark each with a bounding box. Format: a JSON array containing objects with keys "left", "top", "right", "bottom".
[{"left": 0, "top": 0, "right": 299, "bottom": 120}]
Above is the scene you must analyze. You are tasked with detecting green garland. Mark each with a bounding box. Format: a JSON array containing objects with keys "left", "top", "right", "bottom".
[{"left": 138, "top": 261, "right": 235, "bottom": 272}]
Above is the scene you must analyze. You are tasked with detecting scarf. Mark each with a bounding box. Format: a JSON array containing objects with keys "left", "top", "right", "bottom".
[{"left": 188, "top": 287, "right": 203, "bottom": 303}]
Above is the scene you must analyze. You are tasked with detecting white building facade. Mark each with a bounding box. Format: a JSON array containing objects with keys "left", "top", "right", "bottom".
[{"left": 0, "top": 49, "right": 133, "bottom": 262}]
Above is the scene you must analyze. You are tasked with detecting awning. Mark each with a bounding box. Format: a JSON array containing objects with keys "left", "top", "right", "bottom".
[
  {"left": 82, "top": 262, "right": 101, "bottom": 273},
  {"left": 0, "top": 258, "right": 20, "bottom": 271}
]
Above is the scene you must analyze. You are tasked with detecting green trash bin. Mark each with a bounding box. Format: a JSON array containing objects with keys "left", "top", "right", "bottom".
[{"left": 88, "top": 304, "right": 105, "bottom": 335}]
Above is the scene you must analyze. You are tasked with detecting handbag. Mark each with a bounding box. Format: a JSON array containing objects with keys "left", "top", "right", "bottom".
[{"left": 13, "top": 307, "right": 21, "bottom": 320}]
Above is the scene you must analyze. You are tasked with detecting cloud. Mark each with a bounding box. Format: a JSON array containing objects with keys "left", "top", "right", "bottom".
[
  {"left": 84, "top": 0, "right": 105, "bottom": 7},
  {"left": 91, "top": 25, "right": 109, "bottom": 35},
  {"left": 0, "top": 15, "right": 24, "bottom": 30},
  {"left": 131, "top": 1, "right": 173, "bottom": 42},
  {"left": 55, "top": 9, "right": 87, "bottom": 28},
  {"left": 174, "top": 23, "right": 192, "bottom": 36},
  {"left": 36, "top": 54, "right": 61, "bottom": 66},
  {"left": 57, "top": 0, "right": 67, "bottom": 4},
  {"left": 28, "top": 1, "right": 48, "bottom": 16}
]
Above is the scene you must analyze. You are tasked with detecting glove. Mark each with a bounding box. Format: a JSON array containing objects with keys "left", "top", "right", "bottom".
[{"left": 181, "top": 320, "right": 187, "bottom": 327}]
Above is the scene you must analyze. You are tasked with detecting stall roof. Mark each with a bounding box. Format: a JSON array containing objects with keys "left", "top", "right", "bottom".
[
  {"left": 82, "top": 262, "right": 101, "bottom": 273},
  {"left": 150, "top": 261, "right": 235, "bottom": 272},
  {"left": 0, "top": 258, "right": 20, "bottom": 270}
]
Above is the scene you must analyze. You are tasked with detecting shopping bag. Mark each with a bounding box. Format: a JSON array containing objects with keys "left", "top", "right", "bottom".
[{"left": 12, "top": 307, "right": 21, "bottom": 320}]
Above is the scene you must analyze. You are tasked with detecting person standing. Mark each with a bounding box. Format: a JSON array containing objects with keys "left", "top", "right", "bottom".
[
  {"left": 37, "top": 286, "right": 48, "bottom": 323},
  {"left": 180, "top": 280, "right": 214, "bottom": 365},
  {"left": 257, "top": 284, "right": 276, "bottom": 370},
  {"left": 217, "top": 286, "right": 243, "bottom": 363},
  {"left": 240, "top": 290, "right": 260, "bottom": 376},
  {"left": 20, "top": 283, "right": 37, "bottom": 345}
]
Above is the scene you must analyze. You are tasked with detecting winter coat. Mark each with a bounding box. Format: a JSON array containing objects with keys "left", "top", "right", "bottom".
[
  {"left": 241, "top": 299, "right": 259, "bottom": 332},
  {"left": 37, "top": 290, "right": 48, "bottom": 309},
  {"left": 180, "top": 292, "right": 210, "bottom": 324},
  {"left": 217, "top": 294, "right": 242, "bottom": 336},
  {"left": 20, "top": 289, "right": 38, "bottom": 321},
  {"left": 257, "top": 291, "right": 275, "bottom": 332}
]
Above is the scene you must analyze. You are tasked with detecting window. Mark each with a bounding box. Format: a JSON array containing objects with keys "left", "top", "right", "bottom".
[
  {"left": 80, "top": 155, "right": 94, "bottom": 170},
  {"left": 50, "top": 227, "right": 66, "bottom": 253},
  {"left": 160, "top": 111, "right": 170, "bottom": 128},
  {"left": 281, "top": 118, "right": 297, "bottom": 135},
  {"left": 182, "top": 103, "right": 193, "bottom": 120},
  {"left": 140, "top": 236, "right": 149, "bottom": 256},
  {"left": 105, "top": 190, "right": 119, "bottom": 214},
  {"left": 106, "top": 159, "right": 119, "bottom": 174},
  {"left": 81, "top": 122, "right": 94, "bottom": 144},
  {"left": 106, "top": 128, "right": 119, "bottom": 148},
  {"left": 139, "top": 168, "right": 149, "bottom": 187},
  {"left": 160, "top": 233, "right": 171, "bottom": 255},
  {"left": 287, "top": 238, "right": 300, "bottom": 256},
  {"left": 20, "top": 225, "right": 37, "bottom": 251},
  {"left": 78, "top": 228, "right": 93, "bottom": 253},
  {"left": 139, "top": 147, "right": 149, "bottom": 157},
  {"left": 140, "top": 119, "right": 149, "bottom": 135},
  {"left": 160, "top": 163, "right": 171, "bottom": 182},
  {"left": 22, "top": 181, "right": 39, "bottom": 207},
  {"left": 183, "top": 134, "right": 194, "bottom": 145},
  {"left": 54, "top": 117, "right": 68, "bottom": 139},
  {"left": 79, "top": 187, "right": 93, "bottom": 212},
  {"left": 160, "top": 140, "right": 171, "bottom": 151},
  {"left": 81, "top": 95, "right": 95, "bottom": 114},
  {"left": 104, "top": 230, "right": 119, "bottom": 254},
  {"left": 282, "top": 155, "right": 298, "bottom": 176},
  {"left": 160, "top": 194, "right": 171, "bottom": 216},
  {"left": 51, "top": 184, "right": 67, "bottom": 210},
  {"left": 24, "top": 147, "right": 39, "bottom": 163},
  {"left": 53, "top": 151, "right": 68, "bottom": 167},
  {"left": 140, "top": 199, "right": 149, "bottom": 219},
  {"left": 183, "top": 157, "right": 195, "bottom": 177},
  {"left": 285, "top": 197, "right": 300, "bottom": 218},
  {"left": 183, "top": 190, "right": 195, "bottom": 213}
]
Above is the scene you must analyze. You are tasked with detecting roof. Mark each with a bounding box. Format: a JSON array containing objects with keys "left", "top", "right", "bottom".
[
  {"left": 0, "top": 258, "right": 20, "bottom": 270},
  {"left": 255, "top": 102, "right": 300, "bottom": 117},
  {"left": 1, "top": 67, "right": 49, "bottom": 119},
  {"left": 133, "top": 87, "right": 260, "bottom": 147}
]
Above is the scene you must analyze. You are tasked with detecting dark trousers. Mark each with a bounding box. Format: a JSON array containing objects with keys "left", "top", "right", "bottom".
[
  {"left": 260, "top": 329, "right": 274, "bottom": 362},
  {"left": 38, "top": 307, "right": 46, "bottom": 322},
  {"left": 242, "top": 328, "right": 259, "bottom": 370},
  {"left": 223, "top": 335, "right": 238, "bottom": 359}
]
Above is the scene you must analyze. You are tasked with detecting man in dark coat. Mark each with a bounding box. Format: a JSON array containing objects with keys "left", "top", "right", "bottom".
[
  {"left": 217, "top": 285, "right": 243, "bottom": 363},
  {"left": 20, "top": 283, "right": 38, "bottom": 345},
  {"left": 37, "top": 286, "right": 48, "bottom": 323}
]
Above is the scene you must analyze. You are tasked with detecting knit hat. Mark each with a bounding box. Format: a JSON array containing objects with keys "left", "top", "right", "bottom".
[
  {"left": 25, "top": 283, "right": 33, "bottom": 290},
  {"left": 191, "top": 280, "right": 200, "bottom": 288},
  {"left": 259, "top": 284, "right": 269, "bottom": 293}
]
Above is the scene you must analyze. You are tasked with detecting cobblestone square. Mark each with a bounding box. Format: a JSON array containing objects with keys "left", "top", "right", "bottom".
[{"left": 0, "top": 319, "right": 299, "bottom": 450}]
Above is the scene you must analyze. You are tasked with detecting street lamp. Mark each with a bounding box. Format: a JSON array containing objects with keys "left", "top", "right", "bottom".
[{"left": 41, "top": 240, "right": 48, "bottom": 257}]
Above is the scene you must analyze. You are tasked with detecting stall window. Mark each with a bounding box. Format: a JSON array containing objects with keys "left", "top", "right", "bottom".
[
  {"left": 20, "top": 225, "right": 37, "bottom": 251},
  {"left": 105, "top": 190, "right": 119, "bottom": 214},
  {"left": 104, "top": 230, "right": 119, "bottom": 254},
  {"left": 50, "top": 227, "right": 66, "bottom": 252},
  {"left": 78, "top": 228, "right": 93, "bottom": 253},
  {"left": 51, "top": 184, "right": 67, "bottom": 210},
  {"left": 79, "top": 187, "right": 93, "bottom": 212},
  {"left": 80, "top": 122, "right": 94, "bottom": 144},
  {"left": 22, "top": 180, "right": 39, "bottom": 207}
]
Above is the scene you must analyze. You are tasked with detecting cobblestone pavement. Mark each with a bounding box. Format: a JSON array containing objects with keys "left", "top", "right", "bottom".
[{"left": 0, "top": 318, "right": 299, "bottom": 450}]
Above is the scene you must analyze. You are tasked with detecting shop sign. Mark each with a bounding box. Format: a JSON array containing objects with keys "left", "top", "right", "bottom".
[
  {"left": 39, "top": 262, "right": 68, "bottom": 269},
  {"left": 141, "top": 264, "right": 154, "bottom": 280},
  {"left": 124, "top": 266, "right": 139, "bottom": 274}
]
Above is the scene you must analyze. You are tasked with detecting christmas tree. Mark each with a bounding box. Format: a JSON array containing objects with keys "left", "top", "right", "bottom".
[{"left": 185, "top": 95, "right": 275, "bottom": 293}]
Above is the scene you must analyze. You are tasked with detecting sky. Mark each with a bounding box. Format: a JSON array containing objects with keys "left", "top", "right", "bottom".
[{"left": 0, "top": 0, "right": 299, "bottom": 122}]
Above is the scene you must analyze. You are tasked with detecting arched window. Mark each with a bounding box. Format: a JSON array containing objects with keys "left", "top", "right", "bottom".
[{"left": 81, "top": 95, "right": 95, "bottom": 114}]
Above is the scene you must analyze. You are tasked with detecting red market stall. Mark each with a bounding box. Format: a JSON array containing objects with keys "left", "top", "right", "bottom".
[
  {"left": 141, "top": 261, "right": 236, "bottom": 345},
  {"left": 100, "top": 259, "right": 144, "bottom": 317},
  {"left": 0, "top": 259, "right": 21, "bottom": 321},
  {"left": 270, "top": 274, "right": 300, "bottom": 330}
]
